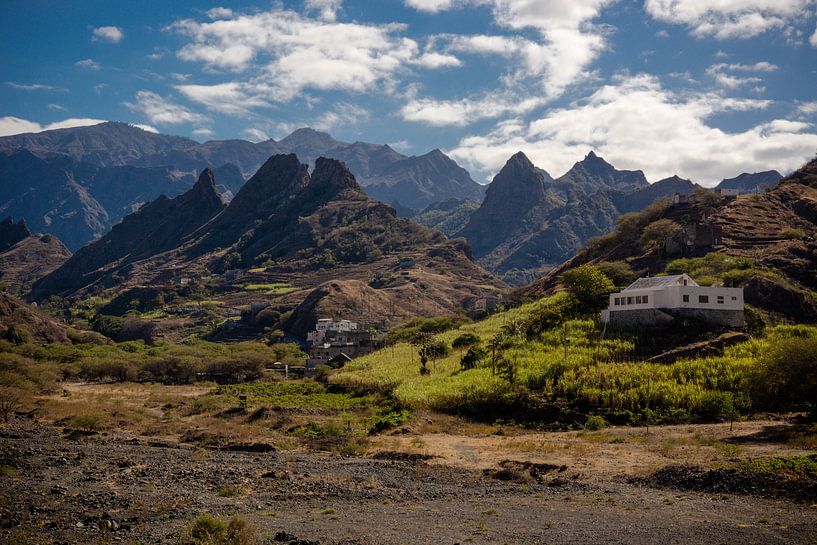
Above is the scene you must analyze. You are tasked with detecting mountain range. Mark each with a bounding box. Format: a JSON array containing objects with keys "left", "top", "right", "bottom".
[
  {"left": 0, "top": 123, "right": 484, "bottom": 249},
  {"left": 33, "top": 153, "right": 501, "bottom": 340},
  {"left": 455, "top": 151, "right": 781, "bottom": 284}
]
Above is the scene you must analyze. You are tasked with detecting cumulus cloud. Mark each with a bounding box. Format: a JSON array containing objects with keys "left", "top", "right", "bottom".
[
  {"left": 0, "top": 116, "right": 106, "bottom": 137},
  {"left": 192, "top": 127, "right": 216, "bottom": 138},
  {"left": 811, "top": 25, "right": 817, "bottom": 46},
  {"left": 400, "top": 0, "right": 613, "bottom": 124},
  {"left": 206, "top": 7, "right": 233, "bottom": 20},
  {"left": 313, "top": 102, "right": 370, "bottom": 131},
  {"left": 447, "top": 75, "right": 816, "bottom": 185},
  {"left": 167, "top": 8, "right": 443, "bottom": 104},
  {"left": 304, "top": 0, "right": 342, "bottom": 22},
  {"left": 92, "top": 25, "right": 124, "bottom": 43},
  {"left": 125, "top": 90, "right": 209, "bottom": 125},
  {"left": 132, "top": 123, "right": 159, "bottom": 133},
  {"left": 176, "top": 82, "right": 270, "bottom": 116},
  {"left": 645, "top": 0, "right": 814, "bottom": 39},
  {"left": 799, "top": 101, "right": 817, "bottom": 115}
]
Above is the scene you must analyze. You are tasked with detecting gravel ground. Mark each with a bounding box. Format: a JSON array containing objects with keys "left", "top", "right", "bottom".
[{"left": 1, "top": 423, "right": 816, "bottom": 544}]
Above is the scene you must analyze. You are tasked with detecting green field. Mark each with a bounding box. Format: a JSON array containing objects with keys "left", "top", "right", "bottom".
[{"left": 242, "top": 282, "right": 299, "bottom": 295}]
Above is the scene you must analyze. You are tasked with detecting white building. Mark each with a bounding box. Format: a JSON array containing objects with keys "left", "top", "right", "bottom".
[
  {"left": 601, "top": 274, "right": 744, "bottom": 328},
  {"left": 307, "top": 318, "right": 358, "bottom": 346}
]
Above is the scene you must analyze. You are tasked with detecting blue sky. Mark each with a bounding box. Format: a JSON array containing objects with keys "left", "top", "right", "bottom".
[{"left": 2, "top": 0, "right": 817, "bottom": 185}]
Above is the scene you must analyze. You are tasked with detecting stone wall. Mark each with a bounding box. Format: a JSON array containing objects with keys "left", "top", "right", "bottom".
[{"left": 608, "top": 307, "right": 744, "bottom": 328}]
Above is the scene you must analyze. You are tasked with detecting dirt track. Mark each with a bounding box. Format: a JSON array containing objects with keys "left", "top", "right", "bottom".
[{"left": 1, "top": 423, "right": 816, "bottom": 544}]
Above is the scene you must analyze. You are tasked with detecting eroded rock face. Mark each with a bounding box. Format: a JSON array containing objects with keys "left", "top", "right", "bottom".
[
  {"left": 0, "top": 216, "right": 30, "bottom": 251},
  {"left": 744, "top": 276, "right": 817, "bottom": 322},
  {"left": 33, "top": 169, "right": 225, "bottom": 298}
]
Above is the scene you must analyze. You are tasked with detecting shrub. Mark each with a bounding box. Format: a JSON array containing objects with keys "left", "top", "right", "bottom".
[
  {"left": 91, "top": 315, "right": 124, "bottom": 339},
  {"left": 697, "top": 391, "right": 735, "bottom": 421},
  {"left": 780, "top": 227, "right": 806, "bottom": 240},
  {"left": 452, "top": 333, "right": 480, "bottom": 352},
  {"left": 142, "top": 356, "right": 202, "bottom": 384},
  {"left": 749, "top": 336, "right": 817, "bottom": 416},
  {"left": 69, "top": 413, "right": 108, "bottom": 432},
  {"left": 461, "top": 345, "right": 488, "bottom": 370},
  {"left": 640, "top": 219, "right": 679, "bottom": 251},
  {"left": 369, "top": 409, "right": 411, "bottom": 434},
  {"left": 584, "top": 415, "right": 607, "bottom": 431},
  {"left": 180, "top": 513, "right": 256, "bottom": 545},
  {"left": 0, "top": 387, "right": 23, "bottom": 423},
  {"left": 596, "top": 261, "right": 639, "bottom": 288},
  {"left": 561, "top": 265, "right": 615, "bottom": 317}
]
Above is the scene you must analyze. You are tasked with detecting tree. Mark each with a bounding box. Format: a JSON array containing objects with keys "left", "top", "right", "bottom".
[
  {"left": 561, "top": 264, "right": 615, "bottom": 316},
  {"left": 487, "top": 333, "right": 507, "bottom": 376},
  {"left": 639, "top": 219, "right": 679, "bottom": 251},
  {"left": 460, "top": 345, "right": 487, "bottom": 370},
  {"left": 0, "top": 387, "right": 22, "bottom": 423},
  {"left": 452, "top": 333, "right": 480, "bottom": 357},
  {"left": 749, "top": 336, "right": 817, "bottom": 416}
]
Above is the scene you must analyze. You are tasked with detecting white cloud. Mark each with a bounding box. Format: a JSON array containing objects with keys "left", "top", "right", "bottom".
[
  {"left": 404, "top": 0, "right": 459, "bottom": 12},
  {"left": 447, "top": 75, "right": 816, "bottom": 185},
  {"left": 176, "top": 82, "right": 270, "bottom": 116},
  {"left": 192, "top": 127, "right": 216, "bottom": 138},
  {"left": 5, "top": 82, "right": 64, "bottom": 91},
  {"left": 645, "top": 0, "right": 814, "bottom": 40},
  {"left": 706, "top": 61, "right": 778, "bottom": 89},
  {"left": 92, "top": 25, "right": 124, "bottom": 43},
  {"left": 75, "top": 58, "right": 101, "bottom": 70},
  {"left": 125, "top": 90, "right": 209, "bottom": 125},
  {"left": 412, "top": 51, "right": 462, "bottom": 68},
  {"left": 401, "top": 89, "right": 545, "bottom": 126},
  {"left": 0, "top": 116, "right": 106, "bottom": 137},
  {"left": 799, "top": 101, "right": 817, "bottom": 115},
  {"left": 811, "top": 25, "right": 817, "bottom": 46},
  {"left": 47, "top": 104, "right": 66, "bottom": 111},
  {"left": 206, "top": 7, "right": 233, "bottom": 19},
  {"left": 132, "top": 123, "right": 159, "bottom": 133},
  {"left": 167, "top": 9, "right": 439, "bottom": 103},
  {"left": 242, "top": 128, "right": 270, "bottom": 142},
  {"left": 304, "top": 0, "right": 342, "bottom": 22},
  {"left": 313, "top": 102, "right": 370, "bottom": 131}
]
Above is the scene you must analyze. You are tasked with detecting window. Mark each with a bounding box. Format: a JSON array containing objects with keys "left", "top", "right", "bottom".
[
  {"left": 627, "top": 297, "right": 633, "bottom": 305},
  {"left": 682, "top": 294, "right": 689, "bottom": 302},
  {"left": 683, "top": 279, "right": 688, "bottom": 285},
  {"left": 732, "top": 296, "right": 737, "bottom": 301},
  {"left": 717, "top": 296, "right": 724, "bottom": 304},
  {"left": 699, "top": 295, "right": 709, "bottom": 303},
  {"left": 643, "top": 295, "right": 649, "bottom": 304},
  {"left": 635, "top": 296, "right": 642, "bottom": 304},
  {"left": 614, "top": 297, "right": 620, "bottom": 305}
]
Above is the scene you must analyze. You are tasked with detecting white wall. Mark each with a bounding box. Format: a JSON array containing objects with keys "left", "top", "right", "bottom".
[{"left": 608, "top": 285, "right": 743, "bottom": 311}]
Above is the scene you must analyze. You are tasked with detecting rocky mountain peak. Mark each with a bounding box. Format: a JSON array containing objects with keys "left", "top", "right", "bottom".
[
  {"left": 310, "top": 157, "right": 360, "bottom": 194},
  {"left": 561, "top": 151, "right": 648, "bottom": 190},
  {"left": 0, "top": 216, "right": 31, "bottom": 251}
]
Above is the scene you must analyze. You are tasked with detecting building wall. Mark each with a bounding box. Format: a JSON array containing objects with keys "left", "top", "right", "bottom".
[{"left": 608, "top": 285, "right": 743, "bottom": 312}]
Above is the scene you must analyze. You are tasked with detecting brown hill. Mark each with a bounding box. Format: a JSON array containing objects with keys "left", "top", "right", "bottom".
[
  {"left": 0, "top": 291, "right": 70, "bottom": 344},
  {"left": 0, "top": 233, "right": 71, "bottom": 295}
]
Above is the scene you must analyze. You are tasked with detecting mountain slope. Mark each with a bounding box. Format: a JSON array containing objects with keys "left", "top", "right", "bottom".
[
  {"left": 413, "top": 198, "right": 480, "bottom": 236},
  {"left": 717, "top": 170, "right": 782, "bottom": 194},
  {"left": 521, "top": 158, "right": 817, "bottom": 322},
  {"left": 362, "top": 149, "right": 485, "bottom": 212},
  {"left": 0, "top": 233, "right": 71, "bottom": 295},
  {"left": 33, "top": 169, "right": 225, "bottom": 298}
]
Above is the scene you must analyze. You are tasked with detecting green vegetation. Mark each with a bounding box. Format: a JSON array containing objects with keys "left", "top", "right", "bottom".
[
  {"left": 332, "top": 291, "right": 817, "bottom": 425},
  {"left": 780, "top": 227, "right": 806, "bottom": 240},
  {"left": 214, "top": 382, "right": 376, "bottom": 411},
  {"left": 584, "top": 415, "right": 607, "bottom": 431},
  {"left": 733, "top": 454, "right": 817, "bottom": 479},
  {"left": 179, "top": 513, "right": 256, "bottom": 545},
  {"left": 242, "top": 282, "right": 298, "bottom": 295}
]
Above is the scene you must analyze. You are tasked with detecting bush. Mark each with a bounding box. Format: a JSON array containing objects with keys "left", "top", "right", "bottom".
[
  {"left": 697, "top": 391, "right": 735, "bottom": 421},
  {"left": 369, "top": 409, "right": 411, "bottom": 434},
  {"left": 180, "top": 513, "right": 256, "bottom": 545},
  {"left": 452, "top": 333, "right": 480, "bottom": 351},
  {"left": 780, "top": 228, "right": 806, "bottom": 240},
  {"left": 749, "top": 336, "right": 817, "bottom": 416},
  {"left": 561, "top": 265, "right": 615, "bottom": 317},
  {"left": 640, "top": 219, "right": 679, "bottom": 251},
  {"left": 461, "top": 345, "right": 488, "bottom": 370},
  {"left": 91, "top": 315, "right": 124, "bottom": 339},
  {"left": 596, "top": 261, "right": 639, "bottom": 288},
  {"left": 142, "top": 356, "right": 202, "bottom": 384},
  {"left": 584, "top": 415, "right": 607, "bottom": 430}
]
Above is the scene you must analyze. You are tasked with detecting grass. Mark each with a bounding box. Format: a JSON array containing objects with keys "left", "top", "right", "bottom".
[
  {"left": 332, "top": 293, "right": 817, "bottom": 424},
  {"left": 242, "top": 282, "right": 298, "bottom": 295},
  {"left": 733, "top": 454, "right": 817, "bottom": 479},
  {"left": 214, "top": 382, "right": 377, "bottom": 410}
]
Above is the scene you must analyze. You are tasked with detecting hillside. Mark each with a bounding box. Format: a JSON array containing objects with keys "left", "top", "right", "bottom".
[
  {"left": 520, "top": 158, "right": 817, "bottom": 323},
  {"left": 0, "top": 233, "right": 71, "bottom": 295},
  {"left": 413, "top": 198, "right": 480, "bottom": 236},
  {"left": 33, "top": 169, "right": 225, "bottom": 299},
  {"left": 0, "top": 291, "right": 71, "bottom": 344},
  {"left": 35, "top": 154, "right": 502, "bottom": 340}
]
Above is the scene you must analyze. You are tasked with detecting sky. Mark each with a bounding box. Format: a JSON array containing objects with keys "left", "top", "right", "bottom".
[{"left": 1, "top": 0, "right": 817, "bottom": 185}]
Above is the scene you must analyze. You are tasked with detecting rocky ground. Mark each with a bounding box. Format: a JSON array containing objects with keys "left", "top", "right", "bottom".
[{"left": 1, "top": 422, "right": 816, "bottom": 544}]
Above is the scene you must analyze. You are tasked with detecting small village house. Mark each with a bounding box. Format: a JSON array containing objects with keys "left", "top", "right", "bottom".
[{"left": 601, "top": 274, "right": 744, "bottom": 327}]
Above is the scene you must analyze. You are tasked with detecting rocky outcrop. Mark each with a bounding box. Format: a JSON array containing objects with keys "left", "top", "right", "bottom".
[
  {"left": 0, "top": 292, "right": 71, "bottom": 344},
  {"left": 0, "top": 217, "right": 31, "bottom": 251},
  {"left": 33, "top": 169, "right": 225, "bottom": 298}
]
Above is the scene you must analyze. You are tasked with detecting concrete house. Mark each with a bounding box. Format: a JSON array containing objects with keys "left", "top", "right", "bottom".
[{"left": 601, "top": 274, "right": 744, "bottom": 328}]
